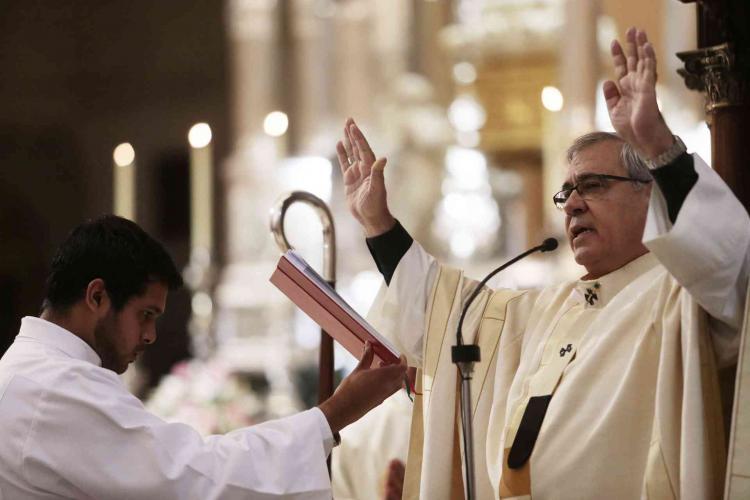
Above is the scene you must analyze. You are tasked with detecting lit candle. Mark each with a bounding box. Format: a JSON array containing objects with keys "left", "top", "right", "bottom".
[
  {"left": 188, "top": 123, "right": 213, "bottom": 255},
  {"left": 112, "top": 142, "right": 136, "bottom": 221},
  {"left": 263, "top": 110, "right": 289, "bottom": 160}
]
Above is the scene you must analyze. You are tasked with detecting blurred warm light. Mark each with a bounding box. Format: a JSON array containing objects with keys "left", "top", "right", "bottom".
[
  {"left": 456, "top": 130, "right": 480, "bottom": 148},
  {"left": 433, "top": 146, "right": 500, "bottom": 259},
  {"left": 451, "top": 232, "right": 477, "bottom": 259},
  {"left": 444, "top": 146, "right": 487, "bottom": 192},
  {"left": 453, "top": 62, "right": 477, "bottom": 85},
  {"left": 541, "top": 86, "right": 564, "bottom": 112},
  {"left": 595, "top": 81, "right": 616, "bottom": 132},
  {"left": 448, "top": 95, "right": 486, "bottom": 132},
  {"left": 330, "top": 269, "right": 383, "bottom": 373},
  {"left": 113, "top": 143, "right": 135, "bottom": 167},
  {"left": 188, "top": 123, "right": 213, "bottom": 148},
  {"left": 683, "top": 122, "right": 711, "bottom": 167},
  {"left": 348, "top": 270, "right": 382, "bottom": 312},
  {"left": 278, "top": 156, "right": 333, "bottom": 202},
  {"left": 264, "top": 111, "right": 289, "bottom": 137},
  {"left": 191, "top": 292, "right": 213, "bottom": 317},
  {"left": 436, "top": 191, "right": 500, "bottom": 259}
]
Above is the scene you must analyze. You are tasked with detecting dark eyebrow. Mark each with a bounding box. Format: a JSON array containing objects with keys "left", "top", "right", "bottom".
[
  {"left": 574, "top": 172, "right": 599, "bottom": 182},
  {"left": 561, "top": 172, "right": 601, "bottom": 191},
  {"left": 146, "top": 306, "right": 164, "bottom": 316}
]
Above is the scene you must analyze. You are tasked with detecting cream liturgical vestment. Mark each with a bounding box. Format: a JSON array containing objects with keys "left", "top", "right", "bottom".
[
  {"left": 368, "top": 154, "right": 750, "bottom": 500},
  {"left": 332, "top": 389, "right": 412, "bottom": 500},
  {"left": 0, "top": 317, "right": 335, "bottom": 500}
]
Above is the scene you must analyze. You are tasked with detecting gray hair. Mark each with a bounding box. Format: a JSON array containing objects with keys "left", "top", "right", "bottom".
[{"left": 566, "top": 132, "right": 652, "bottom": 186}]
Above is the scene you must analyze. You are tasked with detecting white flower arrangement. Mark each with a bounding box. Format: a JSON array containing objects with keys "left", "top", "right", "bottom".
[{"left": 146, "top": 358, "right": 266, "bottom": 436}]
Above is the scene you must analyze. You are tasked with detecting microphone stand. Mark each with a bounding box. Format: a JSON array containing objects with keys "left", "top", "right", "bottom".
[{"left": 452, "top": 238, "right": 557, "bottom": 500}]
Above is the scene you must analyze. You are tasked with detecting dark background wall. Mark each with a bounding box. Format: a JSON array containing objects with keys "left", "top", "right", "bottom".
[{"left": 0, "top": 1, "right": 231, "bottom": 389}]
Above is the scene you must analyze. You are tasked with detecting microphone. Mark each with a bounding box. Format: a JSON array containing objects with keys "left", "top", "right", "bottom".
[
  {"left": 451, "top": 237, "right": 558, "bottom": 500},
  {"left": 539, "top": 237, "right": 558, "bottom": 253},
  {"left": 452, "top": 237, "right": 559, "bottom": 362}
]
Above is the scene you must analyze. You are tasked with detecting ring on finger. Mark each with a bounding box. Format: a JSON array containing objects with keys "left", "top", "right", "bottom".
[{"left": 347, "top": 157, "right": 355, "bottom": 166}]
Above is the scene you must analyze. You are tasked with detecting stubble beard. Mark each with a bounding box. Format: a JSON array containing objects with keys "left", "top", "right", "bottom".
[{"left": 93, "top": 313, "right": 127, "bottom": 374}]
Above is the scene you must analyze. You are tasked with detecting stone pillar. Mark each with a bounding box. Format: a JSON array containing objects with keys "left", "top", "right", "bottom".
[
  {"left": 543, "top": 0, "right": 598, "bottom": 237},
  {"left": 289, "top": 0, "right": 333, "bottom": 154},
  {"left": 216, "top": 0, "right": 299, "bottom": 417},
  {"left": 222, "top": 0, "right": 282, "bottom": 288},
  {"left": 661, "top": 0, "right": 703, "bottom": 126},
  {"left": 331, "top": 0, "right": 376, "bottom": 128},
  {"left": 412, "top": 0, "right": 454, "bottom": 104},
  {"left": 372, "top": 0, "right": 411, "bottom": 84},
  {"left": 559, "top": 0, "right": 598, "bottom": 137}
]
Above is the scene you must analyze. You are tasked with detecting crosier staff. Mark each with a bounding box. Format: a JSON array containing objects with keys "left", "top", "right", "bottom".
[{"left": 270, "top": 191, "right": 337, "bottom": 412}]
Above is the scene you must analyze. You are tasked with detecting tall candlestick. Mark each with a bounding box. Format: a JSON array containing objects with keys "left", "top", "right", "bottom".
[
  {"left": 188, "top": 123, "right": 214, "bottom": 255},
  {"left": 263, "top": 110, "right": 289, "bottom": 160},
  {"left": 113, "top": 142, "right": 136, "bottom": 221}
]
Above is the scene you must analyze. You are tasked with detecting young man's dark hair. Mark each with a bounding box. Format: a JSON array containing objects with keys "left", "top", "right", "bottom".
[{"left": 42, "top": 215, "right": 183, "bottom": 312}]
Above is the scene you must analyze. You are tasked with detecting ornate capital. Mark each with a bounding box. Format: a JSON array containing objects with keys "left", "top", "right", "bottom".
[{"left": 677, "top": 43, "right": 749, "bottom": 112}]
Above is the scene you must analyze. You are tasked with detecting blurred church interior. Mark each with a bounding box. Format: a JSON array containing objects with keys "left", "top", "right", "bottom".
[{"left": 0, "top": 0, "right": 723, "bottom": 431}]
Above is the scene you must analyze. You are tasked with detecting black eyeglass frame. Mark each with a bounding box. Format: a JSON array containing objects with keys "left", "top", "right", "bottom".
[{"left": 552, "top": 173, "right": 652, "bottom": 210}]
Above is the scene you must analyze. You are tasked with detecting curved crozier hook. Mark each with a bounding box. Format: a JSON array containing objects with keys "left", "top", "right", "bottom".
[{"left": 269, "top": 190, "right": 336, "bottom": 283}]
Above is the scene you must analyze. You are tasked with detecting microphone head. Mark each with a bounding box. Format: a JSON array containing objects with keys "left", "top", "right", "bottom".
[{"left": 540, "top": 238, "right": 558, "bottom": 252}]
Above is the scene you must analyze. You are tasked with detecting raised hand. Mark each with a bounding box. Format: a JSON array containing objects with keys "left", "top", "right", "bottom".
[
  {"left": 336, "top": 118, "right": 396, "bottom": 237},
  {"left": 602, "top": 28, "right": 674, "bottom": 159}
]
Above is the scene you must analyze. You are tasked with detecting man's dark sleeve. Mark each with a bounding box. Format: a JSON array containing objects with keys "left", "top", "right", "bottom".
[
  {"left": 366, "top": 221, "right": 413, "bottom": 285},
  {"left": 650, "top": 152, "right": 699, "bottom": 224}
]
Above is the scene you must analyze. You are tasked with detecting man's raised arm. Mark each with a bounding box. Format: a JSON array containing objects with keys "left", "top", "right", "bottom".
[{"left": 604, "top": 27, "right": 750, "bottom": 363}]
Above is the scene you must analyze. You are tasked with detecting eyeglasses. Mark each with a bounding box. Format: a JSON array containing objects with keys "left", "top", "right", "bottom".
[{"left": 552, "top": 173, "right": 652, "bottom": 210}]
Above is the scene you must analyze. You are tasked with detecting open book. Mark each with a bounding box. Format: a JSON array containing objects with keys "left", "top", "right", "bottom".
[{"left": 270, "top": 250, "right": 401, "bottom": 367}]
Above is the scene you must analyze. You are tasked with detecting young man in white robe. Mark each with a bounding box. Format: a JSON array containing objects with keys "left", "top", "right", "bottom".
[
  {"left": 0, "top": 215, "right": 407, "bottom": 499},
  {"left": 334, "top": 28, "right": 750, "bottom": 499}
]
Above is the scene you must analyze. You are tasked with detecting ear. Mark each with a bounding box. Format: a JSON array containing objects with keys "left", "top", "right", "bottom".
[{"left": 84, "top": 278, "right": 111, "bottom": 317}]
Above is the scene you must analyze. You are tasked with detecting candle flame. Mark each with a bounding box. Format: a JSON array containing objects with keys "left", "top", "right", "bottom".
[
  {"left": 188, "top": 123, "right": 213, "bottom": 148},
  {"left": 113, "top": 143, "right": 135, "bottom": 167}
]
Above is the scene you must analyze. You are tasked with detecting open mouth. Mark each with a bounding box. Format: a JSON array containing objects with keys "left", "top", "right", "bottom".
[{"left": 571, "top": 226, "right": 594, "bottom": 241}]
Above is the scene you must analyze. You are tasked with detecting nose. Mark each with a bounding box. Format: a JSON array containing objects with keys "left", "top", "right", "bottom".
[
  {"left": 563, "top": 189, "right": 587, "bottom": 216},
  {"left": 143, "top": 326, "right": 157, "bottom": 345}
]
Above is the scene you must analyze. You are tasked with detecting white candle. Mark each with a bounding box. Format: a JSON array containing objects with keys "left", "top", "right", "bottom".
[
  {"left": 112, "top": 142, "right": 136, "bottom": 221},
  {"left": 188, "top": 123, "right": 214, "bottom": 255},
  {"left": 263, "top": 110, "right": 289, "bottom": 160}
]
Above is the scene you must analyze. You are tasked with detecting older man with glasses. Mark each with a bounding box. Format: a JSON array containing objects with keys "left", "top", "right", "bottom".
[{"left": 334, "top": 27, "right": 749, "bottom": 500}]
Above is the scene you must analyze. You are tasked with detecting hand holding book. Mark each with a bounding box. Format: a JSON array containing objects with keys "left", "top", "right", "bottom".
[{"left": 318, "top": 341, "right": 407, "bottom": 433}]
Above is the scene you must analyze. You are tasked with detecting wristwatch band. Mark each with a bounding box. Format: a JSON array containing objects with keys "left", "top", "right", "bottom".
[{"left": 643, "top": 136, "right": 687, "bottom": 169}]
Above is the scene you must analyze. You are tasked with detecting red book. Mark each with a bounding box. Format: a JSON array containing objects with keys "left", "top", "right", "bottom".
[{"left": 270, "top": 250, "right": 400, "bottom": 367}]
